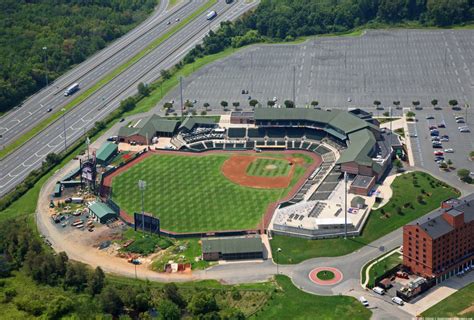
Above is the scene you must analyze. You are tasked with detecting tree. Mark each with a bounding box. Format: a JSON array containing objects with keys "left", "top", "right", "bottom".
[
  {"left": 99, "top": 286, "right": 124, "bottom": 317},
  {"left": 203, "top": 102, "right": 210, "bottom": 110},
  {"left": 232, "top": 101, "right": 240, "bottom": 110},
  {"left": 163, "top": 102, "right": 173, "bottom": 110},
  {"left": 383, "top": 111, "right": 390, "bottom": 117},
  {"left": 46, "top": 296, "right": 74, "bottom": 320},
  {"left": 87, "top": 267, "right": 105, "bottom": 296},
  {"left": 221, "top": 308, "right": 245, "bottom": 320},
  {"left": 284, "top": 100, "right": 295, "bottom": 108},
  {"left": 311, "top": 101, "right": 319, "bottom": 107},
  {"left": 120, "top": 97, "right": 136, "bottom": 112},
  {"left": 393, "top": 101, "right": 400, "bottom": 107},
  {"left": 158, "top": 300, "right": 180, "bottom": 320},
  {"left": 457, "top": 168, "right": 472, "bottom": 183},
  {"left": 406, "top": 111, "right": 416, "bottom": 118},
  {"left": 137, "top": 82, "right": 150, "bottom": 97},
  {"left": 439, "top": 162, "right": 448, "bottom": 169},
  {"left": 470, "top": 151, "right": 474, "bottom": 159},
  {"left": 164, "top": 283, "right": 186, "bottom": 309},
  {"left": 249, "top": 99, "right": 258, "bottom": 107},
  {"left": 446, "top": 159, "right": 453, "bottom": 167},
  {"left": 373, "top": 100, "right": 381, "bottom": 107},
  {"left": 267, "top": 100, "right": 276, "bottom": 107},
  {"left": 184, "top": 100, "right": 193, "bottom": 109},
  {"left": 220, "top": 101, "right": 228, "bottom": 109},
  {"left": 188, "top": 292, "right": 219, "bottom": 315},
  {"left": 200, "top": 111, "right": 207, "bottom": 116},
  {"left": 45, "top": 153, "right": 61, "bottom": 166},
  {"left": 160, "top": 69, "right": 171, "bottom": 80},
  {"left": 412, "top": 100, "right": 420, "bottom": 107},
  {"left": 431, "top": 99, "right": 438, "bottom": 108},
  {"left": 449, "top": 99, "right": 458, "bottom": 108},
  {"left": 394, "top": 159, "right": 403, "bottom": 170}
]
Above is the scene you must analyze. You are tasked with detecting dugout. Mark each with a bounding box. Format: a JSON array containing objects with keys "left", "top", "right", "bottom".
[{"left": 201, "top": 235, "right": 263, "bottom": 261}]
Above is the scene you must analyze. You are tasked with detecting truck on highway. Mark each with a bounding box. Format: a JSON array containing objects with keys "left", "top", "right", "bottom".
[
  {"left": 206, "top": 10, "right": 217, "bottom": 20},
  {"left": 64, "top": 83, "right": 80, "bottom": 96}
]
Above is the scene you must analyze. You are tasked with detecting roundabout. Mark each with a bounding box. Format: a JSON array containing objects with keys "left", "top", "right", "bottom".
[{"left": 309, "top": 267, "right": 343, "bottom": 286}]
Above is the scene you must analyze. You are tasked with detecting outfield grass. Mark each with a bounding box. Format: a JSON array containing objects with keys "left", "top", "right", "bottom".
[
  {"left": 251, "top": 275, "right": 371, "bottom": 320},
  {"left": 246, "top": 158, "right": 291, "bottom": 177},
  {"left": 422, "top": 283, "right": 474, "bottom": 318},
  {"left": 0, "top": 0, "right": 217, "bottom": 160},
  {"left": 271, "top": 171, "right": 460, "bottom": 264},
  {"left": 112, "top": 153, "right": 309, "bottom": 233}
]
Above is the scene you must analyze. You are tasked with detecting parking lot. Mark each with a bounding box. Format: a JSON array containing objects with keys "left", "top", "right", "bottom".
[
  {"left": 161, "top": 29, "right": 474, "bottom": 111},
  {"left": 406, "top": 107, "right": 473, "bottom": 190}
]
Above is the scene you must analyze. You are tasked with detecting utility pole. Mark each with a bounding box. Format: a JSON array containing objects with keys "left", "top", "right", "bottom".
[
  {"left": 389, "top": 105, "right": 393, "bottom": 147},
  {"left": 276, "top": 248, "right": 281, "bottom": 274},
  {"left": 344, "top": 172, "right": 348, "bottom": 239},
  {"left": 292, "top": 65, "right": 296, "bottom": 105},
  {"left": 466, "top": 103, "right": 469, "bottom": 123},
  {"left": 138, "top": 180, "right": 146, "bottom": 232},
  {"left": 42, "top": 46, "right": 48, "bottom": 87},
  {"left": 250, "top": 51, "right": 254, "bottom": 93},
  {"left": 344, "top": 50, "right": 347, "bottom": 70}
]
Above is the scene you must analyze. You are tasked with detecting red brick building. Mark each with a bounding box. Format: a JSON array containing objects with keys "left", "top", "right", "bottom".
[{"left": 403, "top": 196, "right": 474, "bottom": 284}]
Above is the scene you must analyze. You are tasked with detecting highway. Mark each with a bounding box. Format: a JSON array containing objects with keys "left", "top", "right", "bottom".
[
  {"left": 0, "top": 0, "right": 203, "bottom": 146},
  {"left": 0, "top": 0, "right": 258, "bottom": 197}
]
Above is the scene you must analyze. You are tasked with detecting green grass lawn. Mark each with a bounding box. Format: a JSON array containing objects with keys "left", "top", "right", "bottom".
[
  {"left": 246, "top": 158, "right": 291, "bottom": 177},
  {"left": 112, "top": 153, "right": 308, "bottom": 233},
  {"left": 251, "top": 275, "right": 371, "bottom": 320},
  {"left": 271, "top": 171, "right": 460, "bottom": 264},
  {"left": 422, "top": 282, "right": 474, "bottom": 318},
  {"left": 317, "top": 271, "right": 335, "bottom": 281},
  {"left": 366, "top": 252, "right": 402, "bottom": 287}
]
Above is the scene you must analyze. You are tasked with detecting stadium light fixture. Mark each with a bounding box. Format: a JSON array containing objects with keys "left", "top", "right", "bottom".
[{"left": 138, "top": 180, "right": 146, "bottom": 233}]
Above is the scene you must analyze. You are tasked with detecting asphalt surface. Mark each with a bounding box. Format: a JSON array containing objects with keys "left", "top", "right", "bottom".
[
  {"left": 0, "top": 0, "right": 188, "bottom": 145},
  {"left": 405, "top": 108, "right": 474, "bottom": 192},
  {"left": 163, "top": 29, "right": 474, "bottom": 110},
  {"left": 0, "top": 0, "right": 259, "bottom": 197}
]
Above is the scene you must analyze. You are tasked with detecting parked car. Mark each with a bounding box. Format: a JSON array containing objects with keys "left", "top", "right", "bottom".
[
  {"left": 434, "top": 151, "right": 444, "bottom": 156},
  {"left": 459, "top": 127, "right": 470, "bottom": 133},
  {"left": 429, "top": 125, "right": 437, "bottom": 130},
  {"left": 432, "top": 143, "right": 442, "bottom": 148},
  {"left": 359, "top": 296, "right": 369, "bottom": 307},
  {"left": 444, "top": 148, "right": 454, "bottom": 153},
  {"left": 456, "top": 119, "right": 465, "bottom": 123},
  {"left": 434, "top": 156, "right": 445, "bottom": 162},
  {"left": 426, "top": 115, "right": 434, "bottom": 119},
  {"left": 392, "top": 297, "right": 404, "bottom": 306},
  {"left": 440, "top": 137, "right": 449, "bottom": 142},
  {"left": 431, "top": 137, "right": 440, "bottom": 141},
  {"left": 438, "top": 123, "right": 446, "bottom": 128},
  {"left": 372, "top": 287, "right": 385, "bottom": 295},
  {"left": 430, "top": 130, "right": 439, "bottom": 136}
]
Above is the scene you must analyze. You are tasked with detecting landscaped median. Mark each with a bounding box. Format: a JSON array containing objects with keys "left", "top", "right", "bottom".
[
  {"left": 360, "top": 247, "right": 402, "bottom": 288},
  {"left": 271, "top": 171, "right": 460, "bottom": 264},
  {"left": 0, "top": 0, "right": 217, "bottom": 160}
]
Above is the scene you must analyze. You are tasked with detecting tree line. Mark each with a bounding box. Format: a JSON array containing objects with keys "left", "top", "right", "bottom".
[
  {"left": 183, "top": 0, "right": 473, "bottom": 63},
  {"left": 0, "top": 219, "right": 246, "bottom": 319},
  {"left": 0, "top": 0, "right": 157, "bottom": 113}
]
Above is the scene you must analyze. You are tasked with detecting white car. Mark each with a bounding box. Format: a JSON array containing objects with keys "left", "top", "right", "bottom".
[
  {"left": 372, "top": 287, "right": 385, "bottom": 295},
  {"left": 444, "top": 148, "right": 454, "bottom": 153},
  {"left": 359, "top": 296, "right": 369, "bottom": 307},
  {"left": 392, "top": 297, "right": 404, "bottom": 306},
  {"left": 459, "top": 127, "right": 470, "bottom": 133}
]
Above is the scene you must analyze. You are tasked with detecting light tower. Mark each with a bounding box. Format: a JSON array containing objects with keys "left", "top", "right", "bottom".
[{"left": 138, "top": 180, "right": 146, "bottom": 232}]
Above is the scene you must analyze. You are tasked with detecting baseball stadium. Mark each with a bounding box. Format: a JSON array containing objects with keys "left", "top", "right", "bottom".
[{"left": 97, "top": 107, "right": 401, "bottom": 238}]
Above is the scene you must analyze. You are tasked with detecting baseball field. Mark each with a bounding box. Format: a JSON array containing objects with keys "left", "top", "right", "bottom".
[{"left": 110, "top": 151, "right": 318, "bottom": 233}]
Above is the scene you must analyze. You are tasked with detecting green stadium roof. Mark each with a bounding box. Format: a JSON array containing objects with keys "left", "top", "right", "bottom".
[
  {"left": 96, "top": 142, "right": 118, "bottom": 163},
  {"left": 254, "top": 108, "right": 376, "bottom": 135},
  {"left": 89, "top": 202, "right": 116, "bottom": 219},
  {"left": 179, "top": 116, "right": 217, "bottom": 131},
  {"left": 201, "top": 236, "right": 263, "bottom": 254},
  {"left": 336, "top": 129, "right": 376, "bottom": 166},
  {"left": 118, "top": 114, "right": 179, "bottom": 138}
]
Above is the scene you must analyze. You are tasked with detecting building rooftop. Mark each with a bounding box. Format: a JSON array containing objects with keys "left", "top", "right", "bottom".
[
  {"left": 118, "top": 114, "right": 179, "bottom": 138},
  {"left": 352, "top": 175, "right": 375, "bottom": 188},
  {"left": 336, "top": 129, "right": 376, "bottom": 166},
  {"left": 410, "top": 195, "right": 474, "bottom": 239},
  {"left": 201, "top": 235, "right": 262, "bottom": 254},
  {"left": 179, "top": 116, "right": 217, "bottom": 131},
  {"left": 88, "top": 201, "right": 116, "bottom": 219},
  {"left": 96, "top": 142, "right": 118, "bottom": 163}
]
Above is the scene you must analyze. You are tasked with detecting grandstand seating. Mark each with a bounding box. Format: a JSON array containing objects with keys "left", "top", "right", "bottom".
[
  {"left": 266, "top": 127, "right": 286, "bottom": 138},
  {"left": 247, "top": 128, "right": 266, "bottom": 138},
  {"left": 286, "top": 128, "right": 305, "bottom": 138},
  {"left": 204, "top": 141, "right": 214, "bottom": 149},
  {"left": 305, "top": 129, "right": 325, "bottom": 141},
  {"left": 227, "top": 127, "right": 247, "bottom": 138}
]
